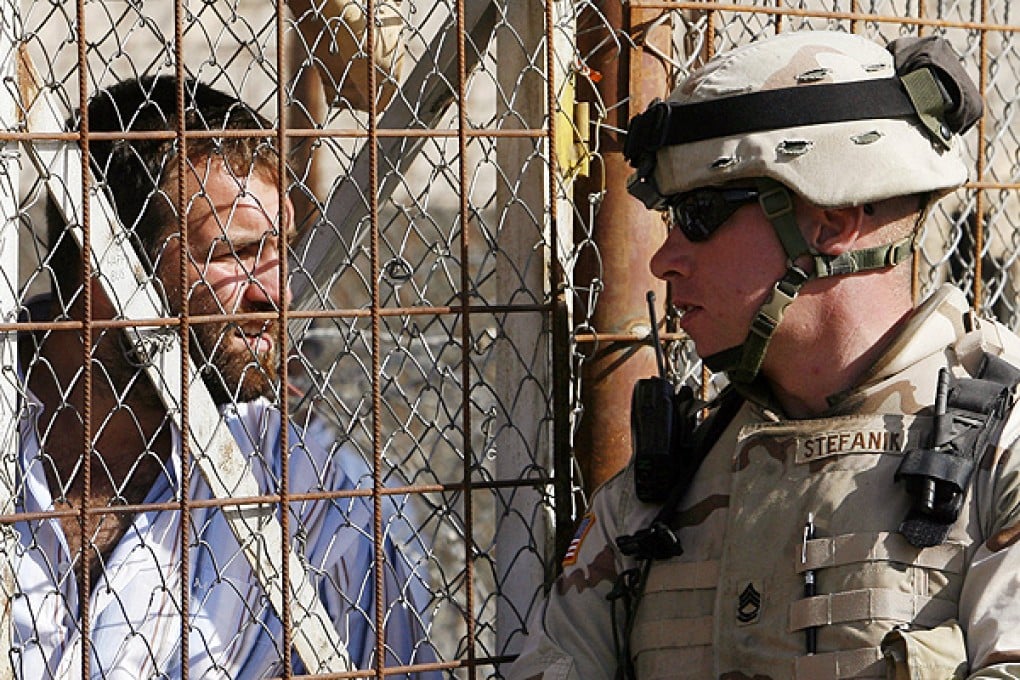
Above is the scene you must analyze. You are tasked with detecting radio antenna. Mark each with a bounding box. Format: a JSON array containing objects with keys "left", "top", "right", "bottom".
[{"left": 646, "top": 290, "right": 667, "bottom": 380}]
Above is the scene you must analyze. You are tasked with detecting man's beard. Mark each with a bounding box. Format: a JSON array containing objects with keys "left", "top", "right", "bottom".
[
  {"left": 101, "top": 316, "right": 280, "bottom": 409},
  {"left": 95, "top": 313, "right": 277, "bottom": 411},
  {"left": 96, "top": 272, "right": 281, "bottom": 407},
  {"left": 188, "top": 300, "right": 281, "bottom": 406}
]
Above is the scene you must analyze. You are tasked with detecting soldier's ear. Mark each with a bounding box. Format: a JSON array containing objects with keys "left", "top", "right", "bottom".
[{"left": 803, "top": 205, "right": 866, "bottom": 256}]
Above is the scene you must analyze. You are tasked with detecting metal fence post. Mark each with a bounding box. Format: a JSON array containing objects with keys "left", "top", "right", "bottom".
[
  {"left": 573, "top": 1, "right": 671, "bottom": 495},
  {"left": 493, "top": 0, "right": 578, "bottom": 659}
]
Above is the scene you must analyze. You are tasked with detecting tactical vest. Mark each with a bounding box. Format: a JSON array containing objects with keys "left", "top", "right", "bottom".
[{"left": 615, "top": 346, "right": 1020, "bottom": 680}]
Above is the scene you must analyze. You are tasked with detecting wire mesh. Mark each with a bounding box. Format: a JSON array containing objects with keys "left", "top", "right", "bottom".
[
  {"left": 3, "top": 0, "right": 559, "bottom": 677},
  {"left": 0, "top": 1, "right": 1017, "bottom": 679}
]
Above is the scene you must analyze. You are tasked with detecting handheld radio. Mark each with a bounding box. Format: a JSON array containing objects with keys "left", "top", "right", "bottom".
[{"left": 630, "top": 291, "right": 695, "bottom": 503}]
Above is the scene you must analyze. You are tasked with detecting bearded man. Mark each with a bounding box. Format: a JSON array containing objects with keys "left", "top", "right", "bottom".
[{"left": 13, "top": 75, "right": 435, "bottom": 678}]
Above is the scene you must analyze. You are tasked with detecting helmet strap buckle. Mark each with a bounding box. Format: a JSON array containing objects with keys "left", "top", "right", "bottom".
[{"left": 727, "top": 265, "right": 810, "bottom": 385}]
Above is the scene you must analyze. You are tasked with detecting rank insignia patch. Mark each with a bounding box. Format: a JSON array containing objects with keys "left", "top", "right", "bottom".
[
  {"left": 562, "top": 513, "right": 595, "bottom": 567},
  {"left": 737, "top": 581, "right": 762, "bottom": 624}
]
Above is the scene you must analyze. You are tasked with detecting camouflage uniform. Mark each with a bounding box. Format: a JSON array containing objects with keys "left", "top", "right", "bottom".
[{"left": 508, "top": 284, "right": 1020, "bottom": 680}]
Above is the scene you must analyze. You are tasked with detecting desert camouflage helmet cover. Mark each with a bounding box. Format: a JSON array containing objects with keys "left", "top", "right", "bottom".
[{"left": 625, "top": 31, "right": 980, "bottom": 208}]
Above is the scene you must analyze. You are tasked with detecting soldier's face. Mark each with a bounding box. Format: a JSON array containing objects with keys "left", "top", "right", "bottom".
[
  {"left": 649, "top": 196, "right": 788, "bottom": 360},
  {"left": 156, "top": 159, "right": 294, "bottom": 405}
]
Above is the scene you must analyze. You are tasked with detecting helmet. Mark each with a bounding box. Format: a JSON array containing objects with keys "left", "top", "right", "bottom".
[
  {"left": 626, "top": 30, "right": 979, "bottom": 210},
  {"left": 624, "top": 30, "right": 982, "bottom": 385}
]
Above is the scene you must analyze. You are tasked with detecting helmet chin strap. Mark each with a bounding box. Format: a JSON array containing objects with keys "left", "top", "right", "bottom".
[{"left": 702, "top": 177, "right": 915, "bottom": 386}]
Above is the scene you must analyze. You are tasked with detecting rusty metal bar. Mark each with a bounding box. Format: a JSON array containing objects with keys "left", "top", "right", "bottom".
[
  {"left": 277, "top": 128, "right": 545, "bottom": 140},
  {"left": 173, "top": 0, "right": 193, "bottom": 676},
  {"left": 260, "top": 652, "right": 518, "bottom": 680},
  {"left": 275, "top": 0, "right": 294, "bottom": 675},
  {"left": 74, "top": 0, "right": 95, "bottom": 676},
  {"left": 972, "top": 0, "right": 991, "bottom": 315},
  {"left": 0, "top": 302, "right": 558, "bottom": 333},
  {"left": 0, "top": 474, "right": 552, "bottom": 525},
  {"left": 364, "top": 0, "right": 389, "bottom": 676},
  {"left": 627, "top": 2, "right": 1019, "bottom": 31},
  {"left": 0, "top": 475, "right": 553, "bottom": 527},
  {"left": 454, "top": 0, "right": 478, "bottom": 675},
  {"left": 343, "top": 1, "right": 393, "bottom": 677},
  {"left": 575, "top": 331, "right": 684, "bottom": 345},
  {"left": 0, "top": 128, "right": 549, "bottom": 143}
]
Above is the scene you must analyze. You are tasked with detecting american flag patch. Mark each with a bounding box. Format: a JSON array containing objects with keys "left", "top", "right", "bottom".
[{"left": 562, "top": 513, "right": 595, "bottom": 567}]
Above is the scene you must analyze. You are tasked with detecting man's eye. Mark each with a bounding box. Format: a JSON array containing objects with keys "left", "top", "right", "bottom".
[
  {"left": 208, "top": 249, "right": 238, "bottom": 263},
  {"left": 211, "top": 244, "right": 256, "bottom": 262}
]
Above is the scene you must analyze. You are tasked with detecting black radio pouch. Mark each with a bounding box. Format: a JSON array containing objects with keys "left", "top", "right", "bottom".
[
  {"left": 896, "top": 353, "right": 1020, "bottom": 548},
  {"left": 621, "top": 290, "right": 744, "bottom": 559},
  {"left": 631, "top": 378, "right": 698, "bottom": 504},
  {"left": 619, "top": 384, "right": 743, "bottom": 560}
]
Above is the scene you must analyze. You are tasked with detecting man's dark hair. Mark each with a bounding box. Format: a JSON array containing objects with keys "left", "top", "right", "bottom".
[{"left": 47, "top": 75, "right": 276, "bottom": 305}]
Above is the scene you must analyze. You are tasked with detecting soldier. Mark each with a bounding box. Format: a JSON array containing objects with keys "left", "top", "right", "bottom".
[{"left": 509, "top": 30, "right": 1020, "bottom": 679}]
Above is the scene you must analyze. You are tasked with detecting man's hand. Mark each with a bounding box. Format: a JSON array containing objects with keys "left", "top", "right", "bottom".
[{"left": 289, "top": 0, "right": 403, "bottom": 111}]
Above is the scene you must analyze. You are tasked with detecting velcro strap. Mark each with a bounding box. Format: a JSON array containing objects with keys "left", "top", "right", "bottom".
[
  {"left": 757, "top": 180, "right": 811, "bottom": 260},
  {"left": 793, "top": 647, "right": 886, "bottom": 679},
  {"left": 952, "top": 376, "right": 1012, "bottom": 413},
  {"left": 703, "top": 345, "right": 744, "bottom": 376},
  {"left": 632, "top": 615, "right": 714, "bottom": 649},
  {"left": 624, "top": 78, "right": 916, "bottom": 158},
  {"left": 897, "top": 448, "right": 975, "bottom": 491},
  {"left": 730, "top": 267, "right": 808, "bottom": 384},
  {"left": 788, "top": 588, "right": 956, "bottom": 632},
  {"left": 978, "top": 353, "right": 1020, "bottom": 386},
  {"left": 796, "top": 532, "right": 964, "bottom": 574},
  {"left": 750, "top": 272, "right": 804, "bottom": 341},
  {"left": 643, "top": 560, "right": 719, "bottom": 593},
  {"left": 900, "top": 68, "right": 952, "bottom": 148}
]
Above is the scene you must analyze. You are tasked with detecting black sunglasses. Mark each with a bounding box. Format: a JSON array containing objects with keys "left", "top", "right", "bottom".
[{"left": 666, "top": 187, "right": 761, "bottom": 242}]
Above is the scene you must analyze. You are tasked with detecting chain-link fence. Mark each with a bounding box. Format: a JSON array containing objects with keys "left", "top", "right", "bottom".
[{"left": 0, "top": 1, "right": 1017, "bottom": 678}]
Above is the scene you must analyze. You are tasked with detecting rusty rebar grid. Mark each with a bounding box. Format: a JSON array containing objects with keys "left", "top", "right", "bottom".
[{"left": 3, "top": 2, "right": 1017, "bottom": 677}]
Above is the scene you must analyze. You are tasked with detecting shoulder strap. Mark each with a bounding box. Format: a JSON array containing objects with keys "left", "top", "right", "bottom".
[{"left": 896, "top": 352, "right": 1020, "bottom": 547}]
